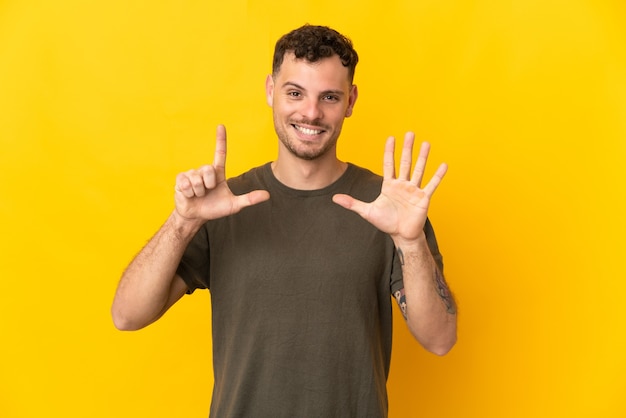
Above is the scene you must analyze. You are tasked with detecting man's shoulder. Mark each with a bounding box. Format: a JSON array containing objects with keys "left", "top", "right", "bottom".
[
  {"left": 347, "top": 163, "right": 381, "bottom": 181},
  {"left": 342, "top": 163, "right": 383, "bottom": 202},
  {"left": 227, "top": 163, "right": 271, "bottom": 194}
]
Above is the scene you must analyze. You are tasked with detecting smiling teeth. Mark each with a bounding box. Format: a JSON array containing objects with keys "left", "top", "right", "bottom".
[{"left": 295, "top": 125, "right": 322, "bottom": 135}]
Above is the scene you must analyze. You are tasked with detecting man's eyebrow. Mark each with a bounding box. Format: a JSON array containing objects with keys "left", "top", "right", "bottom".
[
  {"left": 280, "top": 81, "right": 346, "bottom": 97},
  {"left": 320, "top": 89, "right": 346, "bottom": 97},
  {"left": 281, "top": 81, "right": 305, "bottom": 90}
]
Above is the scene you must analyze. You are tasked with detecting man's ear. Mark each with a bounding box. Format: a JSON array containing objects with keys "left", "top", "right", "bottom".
[
  {"left": 265, "top": 74, "right": 274, "bottom": 107},
  {"left": 345, "top": 84, "right": 358, "bottom": 117}
]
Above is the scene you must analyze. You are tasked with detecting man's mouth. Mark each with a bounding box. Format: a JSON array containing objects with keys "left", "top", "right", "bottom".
[{"left": 292, "top": 124, "right": 324, "bottom": 136}]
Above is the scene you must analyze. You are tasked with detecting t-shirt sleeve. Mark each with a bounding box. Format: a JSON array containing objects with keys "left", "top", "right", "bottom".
[
  {"left": 424, "top": 217, "right": 444, "bottom": 273},
  {"left": 390, "top": 248, "right": 404, "bottom": 296},
  {"left": 176, "top": 224, "right": 211, "bottom": 293}
]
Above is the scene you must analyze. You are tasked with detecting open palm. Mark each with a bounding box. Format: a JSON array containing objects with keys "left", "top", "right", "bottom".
[{"left": 333, "top": 132, "right": 447, "bottom": 243}]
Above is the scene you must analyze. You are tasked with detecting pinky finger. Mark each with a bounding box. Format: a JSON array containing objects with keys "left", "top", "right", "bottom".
[{"left": 423, "top": 163, "right": 448, "bottom": 197}]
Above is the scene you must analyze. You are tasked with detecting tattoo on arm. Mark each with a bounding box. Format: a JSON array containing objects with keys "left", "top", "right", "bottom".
[
  {"left": 396, "top": 246, "right": 457, "bottom": 316},
  {"left": 434, "top": 268, "right": 457, "bottom": 314},
  {"left": 394, "top": 289, "right": 408, "bottom": 320}
]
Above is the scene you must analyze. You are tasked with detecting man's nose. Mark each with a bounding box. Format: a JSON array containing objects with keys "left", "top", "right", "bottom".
[{"left": 299, "top": 97, "right": 322, "bottom": 121}]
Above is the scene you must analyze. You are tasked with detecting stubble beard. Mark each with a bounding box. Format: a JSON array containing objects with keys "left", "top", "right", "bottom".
[{"left": 274, "top": 118, "right": 340, "bottom": 161}]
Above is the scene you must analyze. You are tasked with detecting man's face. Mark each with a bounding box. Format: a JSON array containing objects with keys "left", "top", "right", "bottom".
[{"left": 266, "top": 52, "right": 358, "bottom": 161}]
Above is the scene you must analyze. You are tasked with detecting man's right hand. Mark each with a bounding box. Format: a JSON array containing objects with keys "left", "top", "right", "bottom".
[{"left": 174, "top": 124, "right": 270, "bottom": 223}]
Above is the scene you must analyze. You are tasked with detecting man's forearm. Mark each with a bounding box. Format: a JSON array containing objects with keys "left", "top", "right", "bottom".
[
  {"left": 111, "top": 211, "right": 202, "bottom": 330},
  {"left": 395, "top": 234, "right": 457, "bottom": 355}
]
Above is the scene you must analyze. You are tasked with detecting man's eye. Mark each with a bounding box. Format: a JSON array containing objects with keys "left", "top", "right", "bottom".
[
  {"left": 324, "top": 95, "right": 339, "bottom": 101},
  {"left": 288, "top": 91, "right": 301, "bottom": 97}
]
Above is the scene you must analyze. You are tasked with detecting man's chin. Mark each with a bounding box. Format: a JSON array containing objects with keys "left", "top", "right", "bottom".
[{"left": 287, "top": 143, "right": 328, "bottom": 161}]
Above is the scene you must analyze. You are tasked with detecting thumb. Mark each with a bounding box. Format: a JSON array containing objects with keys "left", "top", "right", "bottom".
[
  {"left": 233, "top": 190, "right": 271, "bottom": 212},
  {"left": 332, "top": 194, "right": 369, "bottom": 218}
]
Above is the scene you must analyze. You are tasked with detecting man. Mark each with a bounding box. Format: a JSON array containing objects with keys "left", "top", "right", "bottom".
[{"left": 112, "top": 24, "right": 457, "bottom": 417}]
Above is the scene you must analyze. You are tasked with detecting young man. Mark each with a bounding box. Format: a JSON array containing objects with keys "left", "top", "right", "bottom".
[{"left": 112, "top": 24, "right": 457, "bottom": 417}]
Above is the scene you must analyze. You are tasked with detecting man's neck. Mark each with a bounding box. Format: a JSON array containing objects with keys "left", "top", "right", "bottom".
[{"left": 271, "top": 151, "right": 347, "bottom": 190}]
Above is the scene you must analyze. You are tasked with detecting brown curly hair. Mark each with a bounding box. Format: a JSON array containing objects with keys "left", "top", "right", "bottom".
[{"left": 272, "top": 24, "right": 359, "bottom": 82}]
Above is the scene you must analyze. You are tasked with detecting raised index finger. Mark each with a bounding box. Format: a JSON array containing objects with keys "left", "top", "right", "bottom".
[{"left": 213, "top": 124, "right": 227, "bottom": 183}]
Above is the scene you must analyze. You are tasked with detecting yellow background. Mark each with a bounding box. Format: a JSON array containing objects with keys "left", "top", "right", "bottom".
[{"left": 1, "top": 0, "right": 625, "bottom": 417}]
